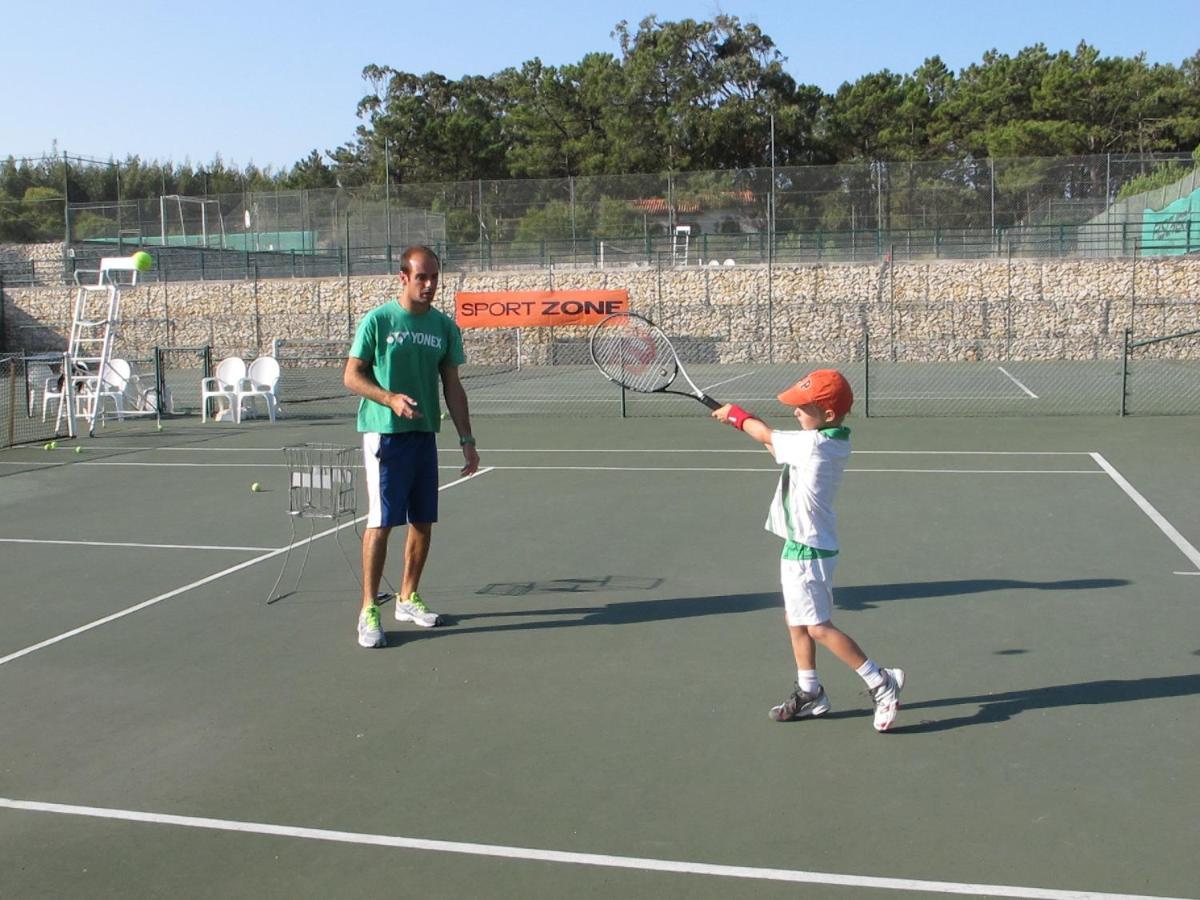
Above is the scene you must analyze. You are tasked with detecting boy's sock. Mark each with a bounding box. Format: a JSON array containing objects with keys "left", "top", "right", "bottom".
[
  {"left": 796, "top": 669, "right": 820, "bottom": 694},
  {"left": 856, "top": 659, "right": 885, "bottom": 690}
]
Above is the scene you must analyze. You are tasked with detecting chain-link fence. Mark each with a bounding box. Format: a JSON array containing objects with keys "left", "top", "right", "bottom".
[{"left": 3, "top": 152, "right": 1196, "bottom": 287}]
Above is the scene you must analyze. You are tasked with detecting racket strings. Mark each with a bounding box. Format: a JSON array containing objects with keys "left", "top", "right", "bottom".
[{"left": 591, "top": 320, "right": 677, "bottom": 392}]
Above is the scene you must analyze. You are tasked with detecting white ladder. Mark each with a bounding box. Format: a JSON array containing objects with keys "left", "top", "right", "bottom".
[{"left": 62, "top": 257, "right": 141, "bottom": 437}]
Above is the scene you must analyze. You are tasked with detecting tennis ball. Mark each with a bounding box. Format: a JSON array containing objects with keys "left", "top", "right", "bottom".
[
  {"left": 43, "top": 442, "right": 52, "bottom": 450},
  {"left": 132, "top": 251, "right": 153, "bottom": 272},
  {"left": 74, "top": 446, "right": 83, "bottom": 454},
  {"left": 251, "top": 482, "right": 261, "bottom": 492},
  {"left": 441, "top": 412, "right": 448, "bottom": 420},
  {"left": 48, "top": 440, "right": 58, "bottom": 450},
  {"left": 156, "top": 423, "right": 164, "bottom": 432}
]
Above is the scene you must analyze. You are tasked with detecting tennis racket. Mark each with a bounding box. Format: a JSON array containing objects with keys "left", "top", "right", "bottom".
[{"left": 589, "top": 312, "right": 721, "bottom": 410}]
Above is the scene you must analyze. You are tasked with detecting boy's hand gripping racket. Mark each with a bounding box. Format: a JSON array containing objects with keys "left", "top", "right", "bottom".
[{"left": 589, "top": 312, "right": 721, "bottom": 410}]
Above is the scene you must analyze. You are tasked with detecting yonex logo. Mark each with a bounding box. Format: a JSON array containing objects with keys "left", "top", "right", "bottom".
[{"left": 385, "top": 330, "right": 444, "bottom": 350}]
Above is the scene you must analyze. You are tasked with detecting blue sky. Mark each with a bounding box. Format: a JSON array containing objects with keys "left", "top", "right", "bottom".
[{"left": 1, "top": 0, "right": 1194, "bottom": 171}]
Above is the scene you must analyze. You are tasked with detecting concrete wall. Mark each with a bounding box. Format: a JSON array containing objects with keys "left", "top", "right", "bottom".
[{"left": 4, "top": 256, "right": 1198, "bottom": 364}]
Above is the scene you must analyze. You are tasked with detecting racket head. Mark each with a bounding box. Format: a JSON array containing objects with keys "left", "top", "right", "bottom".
[{"left": 589, "top": 313, "right": 678, "bottom": 393}]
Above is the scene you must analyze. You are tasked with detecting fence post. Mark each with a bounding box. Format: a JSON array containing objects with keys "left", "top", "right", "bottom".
[
  {"left": 863, "top": 325, "right": 871, "bottom": 418},
  {"left": 1120, "top": 328, "right": 1130, "bottom": 417}
]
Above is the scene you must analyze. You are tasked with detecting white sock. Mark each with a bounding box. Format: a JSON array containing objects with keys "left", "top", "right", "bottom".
[
  {"left": 797, "top": 669, "right": 820, "bottom": 693},
  {"left": 857, "top": 659, "right": 884, "bottom": 690}
]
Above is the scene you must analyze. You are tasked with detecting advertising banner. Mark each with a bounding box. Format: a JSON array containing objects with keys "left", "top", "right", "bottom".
[{"left": 455, "top": 290, "right": 628, "bottom": 328}]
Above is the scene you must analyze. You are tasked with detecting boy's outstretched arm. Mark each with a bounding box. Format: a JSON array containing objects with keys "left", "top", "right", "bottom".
[{"left": 712, "top": 403, "right": 775, "bottom": 454}]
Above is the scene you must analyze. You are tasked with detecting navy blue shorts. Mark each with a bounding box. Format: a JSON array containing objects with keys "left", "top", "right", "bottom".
[{"left": 362, "top": 432, "right": 439, "bottom": 528}]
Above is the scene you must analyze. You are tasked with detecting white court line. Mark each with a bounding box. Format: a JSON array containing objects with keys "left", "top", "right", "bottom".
[
  {"left": 0, "top": 798, "right": 1184, "bottom": 900},
  {"left": 0, "top": 538, "right": 276, "bottom": 552},
  {"left": 701, "top": 371, "right": 754, "bottom": 391},
  {"left": 0, "top": 468, "right": 492, "bottom": 668},
  {"left": 997, "top": 366, "right": 1039, "bottom": 398},
  {"left": 481, "top": 466, "right": 1103, "bottom": 474},
  {"left": 0, "top": 461, "right": 488, "bottom": 469},
  {"left": 1091, "top": 452, "right": 1200, "bottom": 572},
  {"left": 1, "top": 446, "right": 1095, "bottom": 455}
]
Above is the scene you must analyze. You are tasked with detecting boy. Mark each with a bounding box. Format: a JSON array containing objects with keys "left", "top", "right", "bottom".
[{"left": 712, "top": 369, "right": 904, "bottom": 732}]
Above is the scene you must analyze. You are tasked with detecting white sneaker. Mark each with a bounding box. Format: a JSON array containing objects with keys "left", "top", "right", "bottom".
[
  {"left": 357, "top": 606, "right": 386, "bottom": 648},
  {"left": 870, "top": 667, "right": 905, "bottom": 732},
  {"left": 394, "top": 591, "right": 441, "bottom": 628}
]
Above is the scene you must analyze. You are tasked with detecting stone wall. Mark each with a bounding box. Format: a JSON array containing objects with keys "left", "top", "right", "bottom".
[{"left": 3, "top": 256, "right": 1198, "bottom": 364}]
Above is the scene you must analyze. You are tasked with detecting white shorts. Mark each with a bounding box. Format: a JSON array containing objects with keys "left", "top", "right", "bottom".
[{"left": 780, "top": 555, "right": 837, "bottom": 626}]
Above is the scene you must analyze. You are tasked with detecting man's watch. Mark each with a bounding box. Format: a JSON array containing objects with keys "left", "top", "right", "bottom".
[{"left": 459, "top": 435, "right": 476, "bottom": 446}]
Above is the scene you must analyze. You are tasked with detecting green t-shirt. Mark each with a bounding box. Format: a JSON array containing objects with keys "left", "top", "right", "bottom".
[{"left": 348, "top": 301, "right": 466, "bottom": 434}]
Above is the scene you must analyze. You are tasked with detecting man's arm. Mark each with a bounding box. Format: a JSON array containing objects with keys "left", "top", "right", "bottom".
[
  {"left": 440, "top": 364, "right": 480, "bottom": 476},
  {"left": 343, "top": 356, "right": 421, "bottom": 419}
]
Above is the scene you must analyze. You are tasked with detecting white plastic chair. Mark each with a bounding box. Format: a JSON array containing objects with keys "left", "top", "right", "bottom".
[
  {"left": 42, "top": 361, "right": 88, "bottom": 423},
  {"left": 201, "top": 357, "right": 246, "bottom": 423},
  {"left": 237, "top": 356, "right": 280, "bottom": 422},
  {"left": 95, "top": 358, "right": 133, "bottom": 420},
  {"left": 27, "top": 360, "right": 56, "bottom": 418},
  {"left": 113, "top": 359, "right": 158, "bottom": 413}
]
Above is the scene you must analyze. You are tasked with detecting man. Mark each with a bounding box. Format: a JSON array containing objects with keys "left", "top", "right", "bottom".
[{"left": 343, "top": 245, "right": 480, "bottom": 649}]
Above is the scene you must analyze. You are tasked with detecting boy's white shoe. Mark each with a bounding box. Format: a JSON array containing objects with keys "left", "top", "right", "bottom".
[{"left": 870, "top": 667, "right": 905, "bottom": 732}]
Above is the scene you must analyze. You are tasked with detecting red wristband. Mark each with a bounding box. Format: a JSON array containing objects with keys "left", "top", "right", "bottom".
[{"left": 726, "top": 404, "right": 755, "bottom": 430}]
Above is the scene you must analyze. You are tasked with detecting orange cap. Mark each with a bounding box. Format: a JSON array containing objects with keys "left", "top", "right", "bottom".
[{"left": 777, "top": 369, "right": 854, "bottom": 417}]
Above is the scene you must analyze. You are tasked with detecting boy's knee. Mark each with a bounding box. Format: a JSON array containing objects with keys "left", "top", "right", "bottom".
[{"left": 806, "top": 621, "right": 837, "bottom": 641}]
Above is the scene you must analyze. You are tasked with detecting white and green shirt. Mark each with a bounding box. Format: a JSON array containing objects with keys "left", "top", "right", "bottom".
[
  {"left": 765, "top": 427, "right": 851, "bottom": 558},
  {"left": 348, "top": 301, "right": 466, "bottom": 434}
]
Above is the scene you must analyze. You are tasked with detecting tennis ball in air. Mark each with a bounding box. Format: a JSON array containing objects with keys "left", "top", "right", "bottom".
[
  {"left": 251, "top": 482, "right": 261, "bottom": 493},
  {"left": 132, "top": 251, "right": 153, "bottom": 272}
]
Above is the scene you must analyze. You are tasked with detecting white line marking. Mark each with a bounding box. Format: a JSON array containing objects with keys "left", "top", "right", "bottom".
[
  {"left": 1174, "top": 571, "right": 1200, "bottom": 576},
  {"left": 997, "top": 366, "right": 1039, "bottom": 398},
  {"left": 0, "top": 798, "right": 1185, "bottom": 900},
  {"left": 0, "top": 448, "right": 1094, "bottom": 459},
  {"left": 1091, "top": 453, "right": 1200, "bottom": 571},
  {"left": 0, "top": 538, "right": 275, "bottom": 552},
  {"left": 701, "top": 371, "right": 754, "bottom": 391},
  {"left": 0, "top": 461, "right": 492, "bottom": 470},
  {"left": 480, "top": 466, "right": 1104, "bottom": 474},
  {"left": 0, "top": 468, "right": 491, "bottom": 668}
]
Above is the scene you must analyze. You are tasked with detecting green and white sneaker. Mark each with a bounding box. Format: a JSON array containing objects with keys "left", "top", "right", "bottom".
[
  {"left": 394, "top": 591, "right": 441, "bottom": 628},
  {"left": 357, "top": 605, "right": 386, "bottom": 648}
]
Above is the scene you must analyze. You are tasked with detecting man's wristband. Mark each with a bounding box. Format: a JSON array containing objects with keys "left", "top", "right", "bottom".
[
  {"left": 726, "top": 405, "right": 755, "bottom": 430},
  {"left": 459, "top": 435, "right": 476, "bottom": 446}
]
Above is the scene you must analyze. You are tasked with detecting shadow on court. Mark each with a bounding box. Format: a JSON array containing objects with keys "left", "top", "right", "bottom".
[
  {"left": 892, "top": 672, "right": 1200, "bottom": 733},
  {"left": 384, "top": 589, "right": 779, "bottom": 637},
  {"left": 834, "top": 577, "right": 1130, "bottom": 611}
]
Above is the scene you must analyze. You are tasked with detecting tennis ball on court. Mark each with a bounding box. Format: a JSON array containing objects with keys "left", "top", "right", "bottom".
[
  {"left": 74, "top": 446, "right": 83, "bottom": 454},
  {"left": 251, "top": 482, "right": 261, "bottom": 492},
  {"left": 43, "top": 442, "right": 52, "bottom": 450},
  {"left": 441, "top": 412, "right": 448, "bottom": 420},
  {"left": 132, "top": 251, "right": 153, "bottom": 272},
  {"left": 48, "top": 440, "right": 58, "bottom": 450},
  {"left": 156, "top": 423, "right": 164, "bottom": 432}
]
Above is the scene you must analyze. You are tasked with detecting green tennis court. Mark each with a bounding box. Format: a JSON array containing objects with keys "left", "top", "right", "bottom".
[{"left": 1, "top": 412, "right": 1198, "bottom": 899}]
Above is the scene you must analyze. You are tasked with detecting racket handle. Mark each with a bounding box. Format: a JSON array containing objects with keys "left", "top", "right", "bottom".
[
  {"left": 726, "top": 404, "right": 755, "bottom": 430},
  {"left": 699, "top": 394, "right": 721, "bottom": 410}
]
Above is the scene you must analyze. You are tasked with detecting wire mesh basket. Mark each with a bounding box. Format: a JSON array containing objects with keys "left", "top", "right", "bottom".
[
  {"left": 284, "top": 443, "right": 357, "bottom": 520},
  {"left": 268, "top": 443, "right": 360, "bottom": 603}
]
